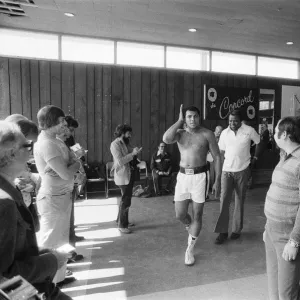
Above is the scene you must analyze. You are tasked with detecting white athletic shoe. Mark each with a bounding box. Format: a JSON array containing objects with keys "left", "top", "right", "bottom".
[
  {"left": 185, "top": 245, "right": 195, "bottom": 266},
  {"left": 185, "top": 235, "right": 197, "bottom": 266}
]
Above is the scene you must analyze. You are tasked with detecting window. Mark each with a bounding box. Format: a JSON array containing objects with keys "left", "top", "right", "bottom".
[
  {"left": 212, "top": 52, "right": 256, "bottom": 75},
  {"left": 259, "top": 101, "right": 271, "bottom": 110},
  {"left": 117, "top": 42, "right": 164, "bottom": 68},
  {"left": 0, "top": 29, "right": 58, "bottom": 59},
  {"left": 258, "top": 57, "right": 298, "bottom": 79},
  {"left": 166, "top": 47, "right": 209, "bottom": 71},
  {"left": 62, "top": 36, "right": 114, "bottom": 64}
]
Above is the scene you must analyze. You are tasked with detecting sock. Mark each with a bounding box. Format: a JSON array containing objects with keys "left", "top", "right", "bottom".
[
  {"left": 188, "top": 234, "right": 198, "bottom": 246},
  {"left": 190, "top": 234, "right": 197, "bottom": 240}
]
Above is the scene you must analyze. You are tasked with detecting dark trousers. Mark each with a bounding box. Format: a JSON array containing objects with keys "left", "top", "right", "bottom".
[
  {"left": 264, "top": 225, "right": 300, "bottom": 300},
  {"left": 214, "top": 167, "right": 250, "bottom": 234},
  {"left": 26, "top": 251, "right": 71, "bottom": 300},
  {"left": 69, "top": 187, "right": 77, "bottom": 247},
  {"left": 152, "top": 170, "right": 177, "bottom": 194},
  {"left": 117, "top": 176, "right": 134, "bottom": 229}
]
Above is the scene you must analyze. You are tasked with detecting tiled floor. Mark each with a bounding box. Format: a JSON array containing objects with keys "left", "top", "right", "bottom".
[{"left": 62, "top": 187, "right": 269, "bottom": 300}]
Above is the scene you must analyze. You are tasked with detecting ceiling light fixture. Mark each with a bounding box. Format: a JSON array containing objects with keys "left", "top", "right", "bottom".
[
  {"left": 64, "top": 12, "right": 75, "bottom": 17},
  {"left": 286, "top": 41, "right": 294, "bottom": 45},
  {"left": 189, "top": 28, "right": 197, "bottom": 32}
]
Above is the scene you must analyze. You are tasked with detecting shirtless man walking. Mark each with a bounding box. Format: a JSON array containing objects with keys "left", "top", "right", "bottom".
[{"left": 163, "top": 105, "right": 221, "bottom": 266}]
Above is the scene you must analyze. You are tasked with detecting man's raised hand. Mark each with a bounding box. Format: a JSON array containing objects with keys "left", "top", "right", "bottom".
[{"left": 178, "top": 104, "right": 184, "bottom": 123}]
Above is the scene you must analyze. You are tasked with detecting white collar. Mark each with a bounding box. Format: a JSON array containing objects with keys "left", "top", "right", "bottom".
[{"left": 157, "top": 151, "right": 166, "bottom": 156}]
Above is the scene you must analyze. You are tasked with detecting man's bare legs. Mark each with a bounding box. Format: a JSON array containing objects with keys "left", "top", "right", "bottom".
[
  {"left": 175, "top": 200, "right": 192, "bottom": 227},
  {"left": 175, "top": 200, "right": 204, "bottom": 266},
  {"left": 189, "top": 201, "right": 204, "bottom": 237}
]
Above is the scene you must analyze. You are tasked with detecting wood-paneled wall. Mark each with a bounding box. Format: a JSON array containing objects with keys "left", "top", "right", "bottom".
[{"left": 0, "top": 56, "right": 299, "bottom": 165}]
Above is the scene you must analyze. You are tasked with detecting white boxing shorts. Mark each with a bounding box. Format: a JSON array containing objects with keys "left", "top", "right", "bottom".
[{"left": 174, "top": 166, "right": 209, "bottom": 204}]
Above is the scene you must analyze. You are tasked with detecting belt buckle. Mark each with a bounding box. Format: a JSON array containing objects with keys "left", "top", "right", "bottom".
[{"left": 185, "top": 168, "right": 194, "bottom": 175}]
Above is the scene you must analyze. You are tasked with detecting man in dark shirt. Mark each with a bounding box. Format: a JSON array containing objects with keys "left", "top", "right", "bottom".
[
  {"left": 151, "top": 142, "right": 176, "bottom": 196},
  {"left": 65, "top": 116, "right": 78, "bottom": 148},
  {"left": 63, "top": 116, "right": 85, "bottom": 264}
]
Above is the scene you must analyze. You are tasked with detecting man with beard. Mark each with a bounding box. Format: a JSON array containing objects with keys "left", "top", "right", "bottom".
[
  {"left": 214, "top": 109, "right": 260, "bottom": 244},
  {"left": 163, "top": 105, "right": 221, "bottom": 266},
  {"left": 110, "top": 124, "right": 142, "bottom": 234}
]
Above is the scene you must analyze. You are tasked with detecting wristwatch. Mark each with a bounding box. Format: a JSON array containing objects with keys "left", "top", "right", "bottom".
[{"left": 288, "top": 239, "right": 300, "bottom": 248}]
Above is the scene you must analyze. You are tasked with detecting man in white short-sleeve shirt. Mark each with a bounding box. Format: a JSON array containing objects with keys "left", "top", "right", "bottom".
[{"left": 214, "top": 109, "right": 260, "bottom": 244}]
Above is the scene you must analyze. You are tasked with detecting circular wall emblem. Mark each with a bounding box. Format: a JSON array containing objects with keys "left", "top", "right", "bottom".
[
  {"left": 247, "top": 105, "right": 255, "bottom": 119},
  {"left": 207, "top": 88, "right": 217, "bottom": 102}
]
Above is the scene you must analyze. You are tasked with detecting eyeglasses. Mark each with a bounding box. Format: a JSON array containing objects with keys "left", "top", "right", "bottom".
[{"left": 22, "top": 141, "right": 34, "bottom": 151}]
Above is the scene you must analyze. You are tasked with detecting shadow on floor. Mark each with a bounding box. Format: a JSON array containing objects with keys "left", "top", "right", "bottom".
[{"left": 65, "top": 186, "right": 269, "bottom": 299}]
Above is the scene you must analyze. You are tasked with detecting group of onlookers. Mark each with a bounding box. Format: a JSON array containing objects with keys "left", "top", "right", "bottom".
[
  {"left": 2, "top": 102, "right": 300, "bottom": 300},
  {"left": 110, "top": 105, "right": 300, "bottom": 300},
  {"left": 0, "top": 105, "right": 86, "bottom": 299},
  {"left": 210, "top": 114, "right": 300, "bottom": 300}
]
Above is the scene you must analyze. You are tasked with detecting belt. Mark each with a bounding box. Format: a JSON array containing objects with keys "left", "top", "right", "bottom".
[{"left": 179, "top": 165, "right": 208, "bottom": 175}]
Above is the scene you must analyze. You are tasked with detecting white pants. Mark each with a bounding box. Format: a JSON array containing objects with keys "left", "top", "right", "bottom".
[{"left": 36, "top": 192, "right": 72, "bottom": 283}]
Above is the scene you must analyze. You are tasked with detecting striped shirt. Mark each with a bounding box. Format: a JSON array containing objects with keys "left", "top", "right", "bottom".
[{"left": 264, "top": 146, "right": 300, "bottom": 242}]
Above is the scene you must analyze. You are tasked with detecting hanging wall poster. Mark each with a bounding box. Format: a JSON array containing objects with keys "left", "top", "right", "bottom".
[{"left": 204, "top": 85, "right": 259, "bottom": 121}]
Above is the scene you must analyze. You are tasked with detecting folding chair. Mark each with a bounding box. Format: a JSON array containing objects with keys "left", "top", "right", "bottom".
[
  {"left": 105, "top": 162, "right": 121, "bottom": 198},
  {"left": 137, "top": 161, "right": 148, "bottom": 185},
  {"left": 84, "top": 164, "right": 105, "bottom": 199}
]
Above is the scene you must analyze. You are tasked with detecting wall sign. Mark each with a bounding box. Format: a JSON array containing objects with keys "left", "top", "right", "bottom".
[{"left": 203, "top": 85, "right": 259, "bottom": 120}]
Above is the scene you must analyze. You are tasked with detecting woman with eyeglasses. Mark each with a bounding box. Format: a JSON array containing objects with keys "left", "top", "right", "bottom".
[
  {"left": 0, "top": 120, "right": 72, "bottom": 299},
  {"left": 34, "top": 106, "right": 80, "bottom": 286},
  {"left": 6, "top": 116, "right": 41, "bottom": 230}
]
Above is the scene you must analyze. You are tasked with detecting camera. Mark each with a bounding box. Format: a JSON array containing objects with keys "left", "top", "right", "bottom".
[{"left": 0, "top": 276, "right": 44, "bottom": 300}]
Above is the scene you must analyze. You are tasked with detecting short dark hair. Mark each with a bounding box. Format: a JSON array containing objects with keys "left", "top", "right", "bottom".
[
  {"left": 17, "top": 119, "right": 38, "bottom": 138},
  {"left": 114, "top": 124, "right": 132, "bottom": 138},
  {"left": 229, "top": 109, "right": 242, "bottom": 120},
  {"left": 65, "top": 116, "right": 79, "bottom": 128},
  {"left": 37, "top": 105, "right": 65, "bottom": 130},
  {"left": 183, "top": 106, "right": 200, "bottom": 118},
  {"left": 278, "top": 116, "right": 300, "bottom": 144}
]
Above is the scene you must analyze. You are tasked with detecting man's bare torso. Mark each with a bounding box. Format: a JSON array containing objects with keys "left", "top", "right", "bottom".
[{"left": 177, "top": 127, "right": 210, "bottom": 168}]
